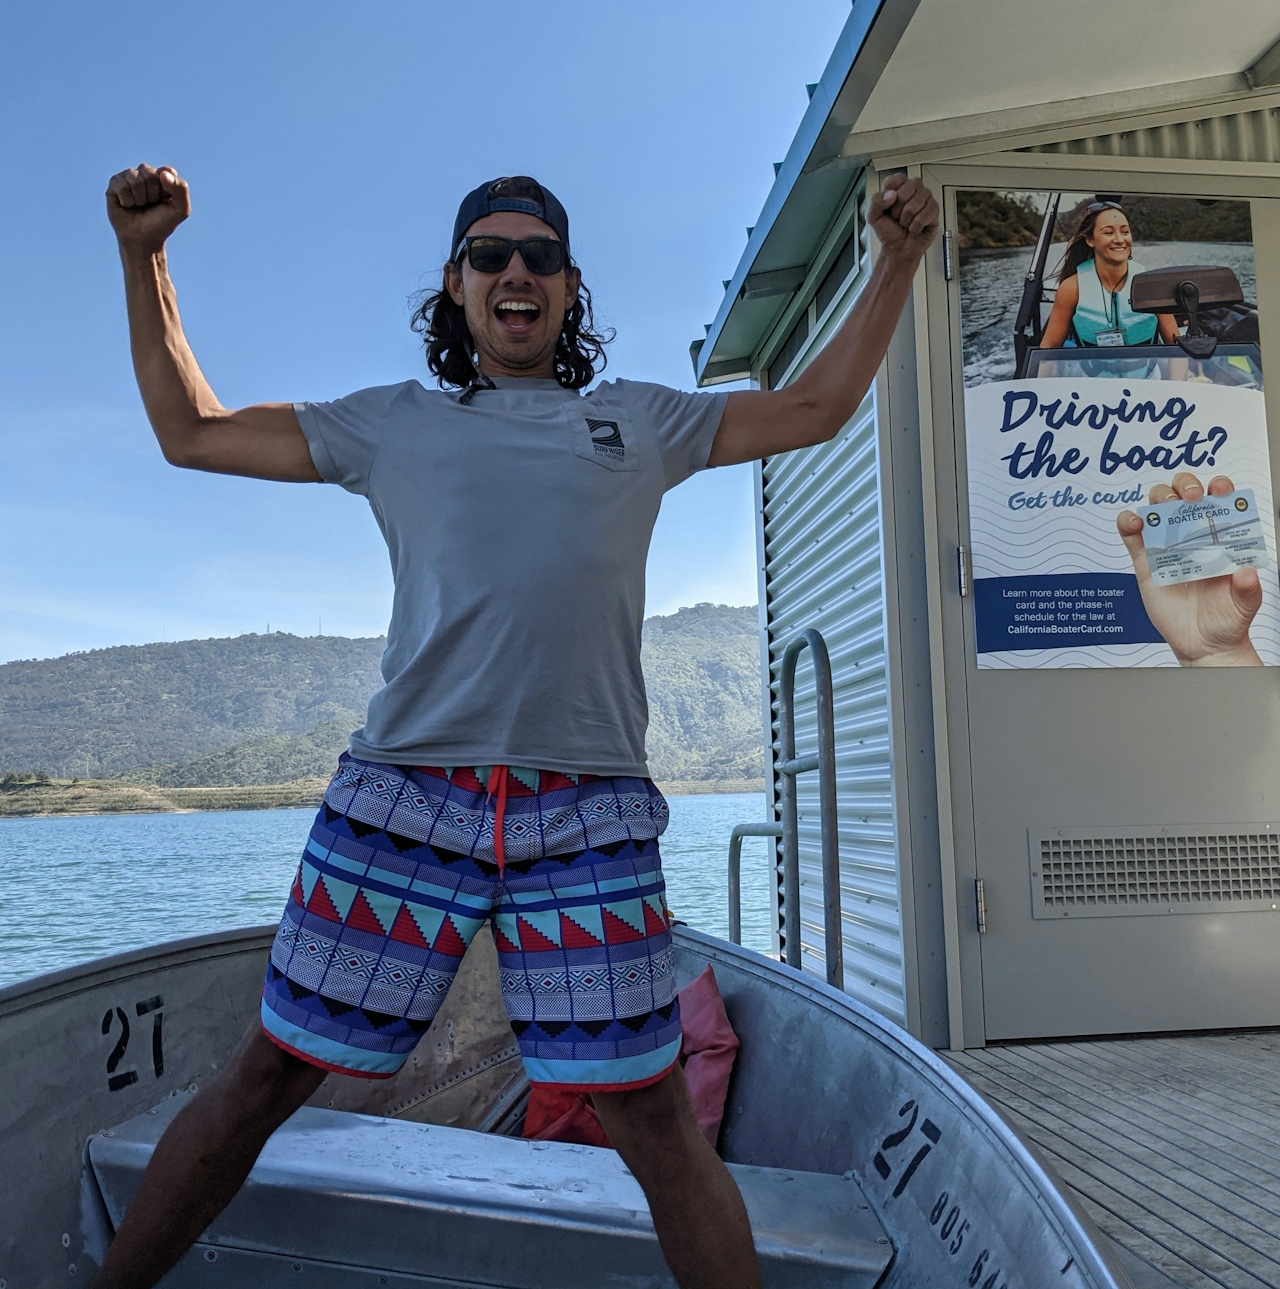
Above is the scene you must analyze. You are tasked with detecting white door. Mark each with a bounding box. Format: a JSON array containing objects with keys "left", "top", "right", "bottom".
[{"left": 934, "top": 172, "right": 1280, "bottom": 1041}]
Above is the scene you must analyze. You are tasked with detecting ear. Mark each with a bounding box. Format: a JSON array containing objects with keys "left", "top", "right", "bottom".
[
  {"left": 564, "top": 264, "right": 581, "bottom": 314},
  {"left": 444, "top": 260, "right": 466, "bottom": 307}
]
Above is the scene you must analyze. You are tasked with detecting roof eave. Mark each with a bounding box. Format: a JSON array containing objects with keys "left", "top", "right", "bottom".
[{"left": 693, "top": 0, "right": 920, "bottom": 386}]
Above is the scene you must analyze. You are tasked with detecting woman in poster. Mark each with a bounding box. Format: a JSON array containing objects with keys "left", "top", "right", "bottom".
[{"left": 1040, "top": 202, "right": 1179, "bottom": 349}]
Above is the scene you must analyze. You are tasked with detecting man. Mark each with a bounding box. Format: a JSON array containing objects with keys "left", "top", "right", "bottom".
[{"left": 94, "top": 163, "right": 937, "bottom": 1288}]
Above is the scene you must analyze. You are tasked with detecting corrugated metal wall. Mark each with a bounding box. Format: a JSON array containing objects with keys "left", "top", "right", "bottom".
[
  {"left": 760, "top": 378, "right": 905, "bottom": 1025},
  {"left": 1026, "top": 105, "right": 1280, "bottom": 162},
  {"left": 746, "top": 91, "right": 1280, "bottom": 1036}
]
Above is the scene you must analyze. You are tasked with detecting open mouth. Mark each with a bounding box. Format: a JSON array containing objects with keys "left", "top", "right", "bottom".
[{"left": 493, "top": 299, "right": 542, "bottom": 333}]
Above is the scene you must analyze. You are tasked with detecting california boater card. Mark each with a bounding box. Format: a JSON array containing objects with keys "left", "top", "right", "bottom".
[{"left": 1142, "top": 489, "right": 1268, "bottom": 586}]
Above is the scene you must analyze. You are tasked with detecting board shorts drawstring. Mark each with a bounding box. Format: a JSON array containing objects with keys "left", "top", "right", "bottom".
[{"left": 486, "top": 765, "right": 509, "bottom": 874}]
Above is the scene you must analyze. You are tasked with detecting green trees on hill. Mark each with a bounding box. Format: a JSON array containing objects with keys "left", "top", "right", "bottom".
[
  {"left": 958, "top": 190, "right": 1253, "bottom": 251},
  {"left": 642, "top": 604, "right": 762, "bottom": 784},
  {"left": 957, "top": 191, "right": 1043, "bottom": 248},
  {"left": 0, "top": 633, "right": 384, "bottom": 779},
  {"left": 0, "top": 606, "right": 764, "bottom": 788},
  {"left": 121, "top": 716, "right": 360, "bottom": 788},
  {"left": 1058, "top": 195, "right": 1252, "bottom": 244}
]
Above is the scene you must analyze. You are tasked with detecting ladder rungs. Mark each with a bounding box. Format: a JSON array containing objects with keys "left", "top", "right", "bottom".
[{"left": 779, "top": 752, "right": 819, "bottom": 776}]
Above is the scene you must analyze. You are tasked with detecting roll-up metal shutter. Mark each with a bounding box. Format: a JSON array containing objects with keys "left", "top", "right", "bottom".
[{"left": 760, "top": 387, "right": 903, "bottom": 1026}]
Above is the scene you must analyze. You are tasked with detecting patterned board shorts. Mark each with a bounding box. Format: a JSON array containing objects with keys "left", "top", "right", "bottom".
[{"left": 260, "top": 753, "right": 682, "bottom": 1089}]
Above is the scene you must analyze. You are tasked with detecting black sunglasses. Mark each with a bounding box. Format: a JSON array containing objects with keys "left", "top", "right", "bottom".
[
  {"left": 456, "top": 236, "right": 568, "bottom": 276},
  {"left": 1086, "top": 201, "right": 1126, "bottom": 215}
]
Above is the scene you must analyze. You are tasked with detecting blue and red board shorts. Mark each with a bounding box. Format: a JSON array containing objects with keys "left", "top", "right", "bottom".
[{"left": 260, "top": 753, "right": 682, "bottom": 1090}]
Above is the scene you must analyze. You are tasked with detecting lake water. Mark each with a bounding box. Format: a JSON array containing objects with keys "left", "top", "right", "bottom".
[{"left": 0, "top": 793, "right": 773, "bottom": 990}]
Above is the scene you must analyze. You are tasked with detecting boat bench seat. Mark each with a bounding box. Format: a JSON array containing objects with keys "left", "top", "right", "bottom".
[{"left": 88, "top": 1096, "right": 894, "bottom": 1288}]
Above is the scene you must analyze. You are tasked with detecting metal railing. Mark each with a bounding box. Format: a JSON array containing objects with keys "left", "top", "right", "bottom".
[
  {"left": 727, "top": 823, "right": 783, "bottom": 945},
  {"left": 727, "top": 627, "right": 843, "bottom": 989}
]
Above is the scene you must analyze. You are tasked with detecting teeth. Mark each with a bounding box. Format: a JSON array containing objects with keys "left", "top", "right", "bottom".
[{"left": 497, "top": 301, "right": 538, "bottom": 312}]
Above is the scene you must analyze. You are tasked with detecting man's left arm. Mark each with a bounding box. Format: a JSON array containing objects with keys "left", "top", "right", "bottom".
[{"left": 707, "top": 177, "right": 939, "bottom": 468}]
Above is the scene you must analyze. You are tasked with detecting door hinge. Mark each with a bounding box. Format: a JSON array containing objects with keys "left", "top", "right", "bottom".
[
  {"left": 957, "top": 545, "right": 970, "bottom": 598},
  {"left": 975, "top": 879, "right": 988, "bottom": 935},
  {"left": 943, "top": 230, "right": 954, "bottom": 281}
]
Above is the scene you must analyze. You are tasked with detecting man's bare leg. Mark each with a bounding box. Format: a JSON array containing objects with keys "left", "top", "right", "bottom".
[
  {"left": 90, "top": 1023, "right": 326, "bottom": 1289},
  {"left": 594, "top": 1063, "right": 761, "bottom": 1289}
]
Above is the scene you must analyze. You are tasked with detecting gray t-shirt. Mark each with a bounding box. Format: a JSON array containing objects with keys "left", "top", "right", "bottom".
[{"left": 296, "top": 376, "right": 728, "bottom": 776}]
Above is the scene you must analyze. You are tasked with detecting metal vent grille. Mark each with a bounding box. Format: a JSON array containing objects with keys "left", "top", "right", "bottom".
[{"left": 1030, "top": 827, "right": 1280, "bottom": 919}]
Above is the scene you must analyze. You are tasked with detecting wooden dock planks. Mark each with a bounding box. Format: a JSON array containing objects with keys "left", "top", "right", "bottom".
[{"left": 948, "top": 1033, "right": 1280, "bottom": 1289}]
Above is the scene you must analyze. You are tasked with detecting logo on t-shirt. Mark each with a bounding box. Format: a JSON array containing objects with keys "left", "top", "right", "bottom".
[{"left": 587, "top": 418, "right": 625, "bottom": 461}]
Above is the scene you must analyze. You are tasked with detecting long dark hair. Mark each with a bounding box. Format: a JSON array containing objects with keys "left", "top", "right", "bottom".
[
  {"left": 410, "top": 246, "right": 613, "bottom": 390},
  {"left": 1054, "top": 203, "right": 1128, "bottom": 282}
]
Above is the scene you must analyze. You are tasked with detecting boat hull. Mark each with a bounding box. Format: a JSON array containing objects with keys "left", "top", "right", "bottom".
[{"left": 0, "top": 926, "right": 1130, "bottom": 1287}]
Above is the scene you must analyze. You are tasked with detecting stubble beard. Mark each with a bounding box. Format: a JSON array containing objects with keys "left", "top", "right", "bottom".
[{"left": 466, "top": 306, "right": 559, "bottom": 377}]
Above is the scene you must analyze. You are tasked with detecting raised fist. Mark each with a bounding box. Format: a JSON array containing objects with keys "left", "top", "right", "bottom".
[
  {"left": 106, "top": 164, "right": 191, "bottom": 253},
  {"left": 868, "top": 176, "right": 938, "bottom": 267}
]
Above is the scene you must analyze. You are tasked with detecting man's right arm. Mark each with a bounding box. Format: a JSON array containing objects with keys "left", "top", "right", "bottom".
[{"left": 107, "top": 164, "right": 320, "bottom": 482}]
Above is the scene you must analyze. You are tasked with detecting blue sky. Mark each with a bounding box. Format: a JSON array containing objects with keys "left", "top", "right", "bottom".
[{"left": 1, "top": 1, "right": 848, "bottom": 663}]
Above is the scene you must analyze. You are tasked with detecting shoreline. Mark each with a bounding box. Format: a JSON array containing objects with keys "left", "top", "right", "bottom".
[{"left": 0, "top": 776, "right": 765, "bottom": 820}]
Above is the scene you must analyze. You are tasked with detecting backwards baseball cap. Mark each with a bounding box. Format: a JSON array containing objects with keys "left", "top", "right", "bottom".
[{"left": 452, "top": 176, "right": 570, "bottom": 258}]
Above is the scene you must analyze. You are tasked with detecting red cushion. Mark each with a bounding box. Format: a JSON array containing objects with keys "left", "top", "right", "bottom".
[
  {"left": 678, "top": 964, "right": 741, "bottom": 1145},
  {"left": 522, "top": 1086, "right": 612, "bottom": 1148}
]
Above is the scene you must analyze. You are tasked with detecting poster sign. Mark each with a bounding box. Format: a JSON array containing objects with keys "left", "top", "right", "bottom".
[{"left": 958, "top": 190, "right": 1276, "bottom": 667}]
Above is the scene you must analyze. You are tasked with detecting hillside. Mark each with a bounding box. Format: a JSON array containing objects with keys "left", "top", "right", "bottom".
[
  {"left": 1058, "top": 194, "right": 1252, "bottom": 244},
  {"left": 0, "top": 773, "right": 327, "bottom": 819},
  {"left": 0, "top": 634, "right": 381, "bottom": 779},
  {"left": 642, "top": 604, "right": 763, "bottom": 783},
  {"left": 0, "top": 606, "right": 764, "bottom": 793},
  {"left": 957, "top": 191, "right": 1252, "bottom": 252},
  {"left": 123, "top": 717, "right": 358, "bottom": 788},
  {"left": 956, "top": 190, "right": 1043, "bottom": 248}
]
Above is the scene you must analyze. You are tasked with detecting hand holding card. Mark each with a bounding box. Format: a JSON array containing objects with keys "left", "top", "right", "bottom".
[
  {"left": 1117, "top": 472, "right": 1265, "bottom": 667},
  {"left": 1141, "top": 488, "right": 1267, "bottom": 587}
]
